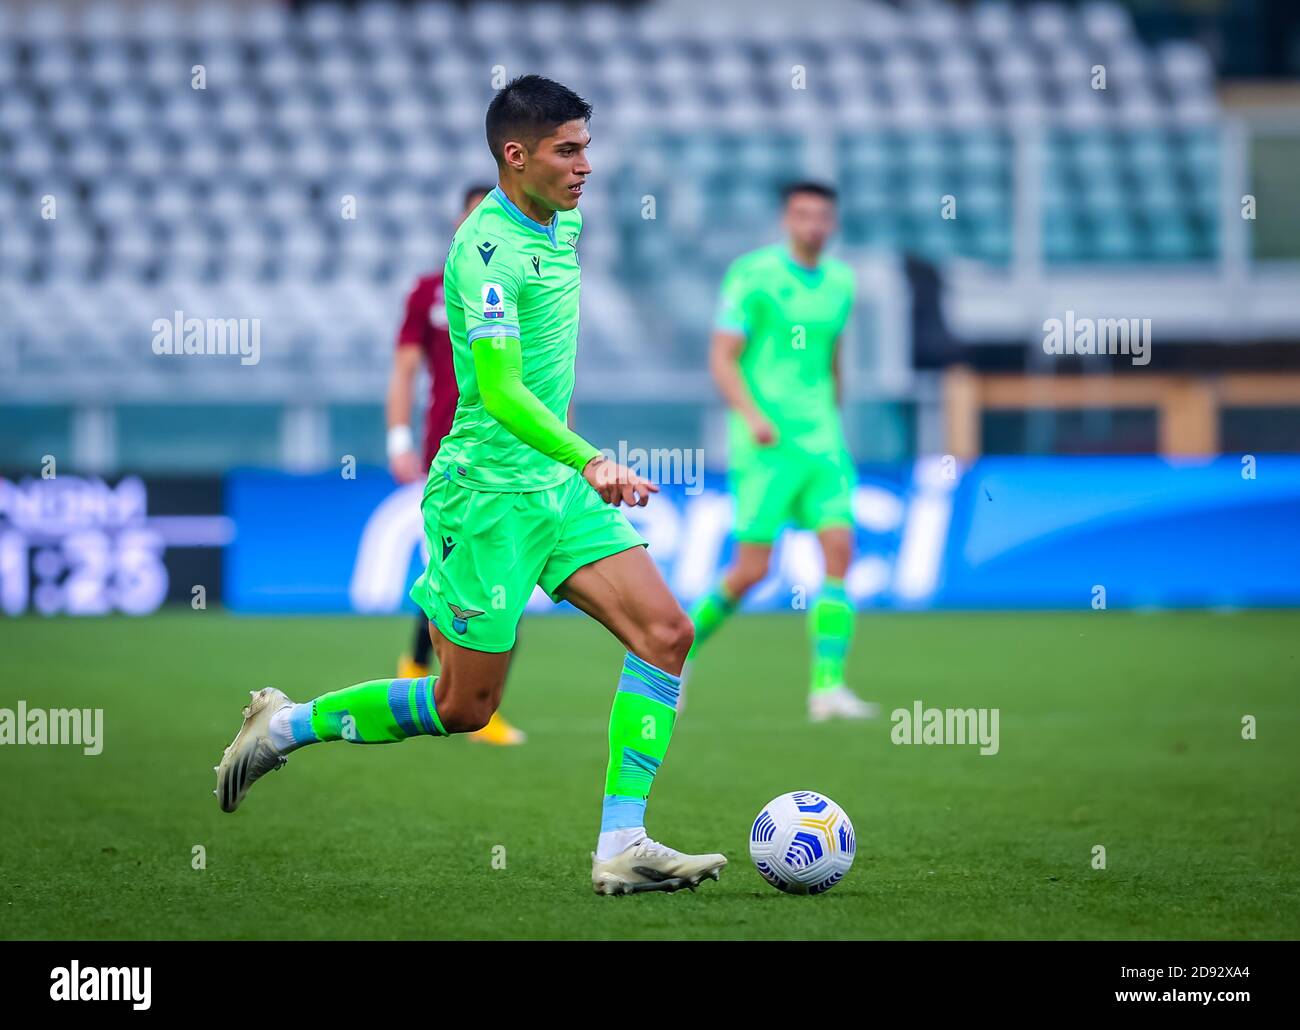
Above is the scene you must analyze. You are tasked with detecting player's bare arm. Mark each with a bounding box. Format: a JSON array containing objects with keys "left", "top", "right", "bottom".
[
  {"left": 386, "top": 344, "right": 424, "bottom": 483},
  {"left": 710, "top": 328, "right": 776, "bottom": 445}
]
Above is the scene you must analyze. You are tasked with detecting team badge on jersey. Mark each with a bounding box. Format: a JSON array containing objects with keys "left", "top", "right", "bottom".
[
  {"left": 448, "top": 603, "right": 485, "bottom": 635},
  {"left": 481, "top": 283, "right": 505, "bottom": 319}
]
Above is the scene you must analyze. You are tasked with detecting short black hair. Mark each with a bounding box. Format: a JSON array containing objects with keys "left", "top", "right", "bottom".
[
  {"left": 463, "top": 183, "right": 493, "bottom": 209},
  {"left": 781, "top": 180, "right": 838, "bottom": 205},
  {"left": 485, "top": 75, "right": 592, "bottom": 165}
]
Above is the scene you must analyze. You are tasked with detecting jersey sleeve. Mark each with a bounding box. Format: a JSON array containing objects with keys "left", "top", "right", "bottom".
[
  {"left": 714, "top": 258, "right": 755, "bottom": 335},
  {"left": 447, "top": 234, "right": 524, "bottom": 347},
  {"left": 396, "top": 278, "right": 429, "bottom": 348},
  {"left": 472, "top": 336, "right": 600, "bottom": 473}
]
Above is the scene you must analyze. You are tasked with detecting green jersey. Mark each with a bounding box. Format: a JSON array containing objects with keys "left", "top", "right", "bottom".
[
  {"left": 715, "top": 243, "right": 855, "bottom": 459},
  {"left": 437, "top": 186, "right": 585, "bottom": 492}
]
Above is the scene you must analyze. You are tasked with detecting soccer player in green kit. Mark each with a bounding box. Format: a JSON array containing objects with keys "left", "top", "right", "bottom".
[
  {"left": 687, "top": 182, "right": 877, "bottom": 722},
  {"left": 214, "top": 76, "right": 726, "bottom": 896}
]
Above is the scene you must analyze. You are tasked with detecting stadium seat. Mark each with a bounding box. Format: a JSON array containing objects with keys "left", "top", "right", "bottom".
[{"left": 0, "top": 0, "right": 1224, "bottom": 400}]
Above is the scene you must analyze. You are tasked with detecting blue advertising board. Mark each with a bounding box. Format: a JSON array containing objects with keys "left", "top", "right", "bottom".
[{"left": 223, "top": 457, "right": 1300, "bottom": 613}]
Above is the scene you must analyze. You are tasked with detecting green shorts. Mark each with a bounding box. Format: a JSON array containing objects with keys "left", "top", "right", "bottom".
[
  {"left": 409, "top": 469, "right": 646, "bottom": 653},
  {"left": 731, "top": 444, "right": 857, "bottom": 545}
]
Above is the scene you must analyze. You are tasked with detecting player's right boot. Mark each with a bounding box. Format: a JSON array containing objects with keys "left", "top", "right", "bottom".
[
  {"left": 214, "top": 687, "right": 293, "bottom": 813},
  {"left": 808, "top": 685, "right": 879, "bottom": 722},
  {"left": 591, "top": 837, "right": 726, "bottom": 896}
]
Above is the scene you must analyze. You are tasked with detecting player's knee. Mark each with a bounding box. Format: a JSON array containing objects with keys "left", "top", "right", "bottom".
[
  {"left": 437, "top": 694, "right": 493, "bottom": 734},
  {"left": 460, "top": 706, "right": 493, "bottom": 733},
  {"left": 646, "top": 608, "right": 694, "bottom": 668},
  {"left": 433, "top": 677, "right": 494, "bottom": 733}
]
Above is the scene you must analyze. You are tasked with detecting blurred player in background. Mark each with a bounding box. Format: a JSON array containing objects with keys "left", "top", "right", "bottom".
[
  {"left": 687, "top": 182, "right": 877, "bottom": 722},
  {"left": 386, "top": 182, "right": 526, "bottom": 746}
]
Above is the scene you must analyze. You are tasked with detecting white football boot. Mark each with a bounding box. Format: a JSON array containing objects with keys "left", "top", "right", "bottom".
[
  {"left": 214, "top": 687, "right": 294, "bottom": 813},
  {"left": 591, "top": 838, "right": 727, "bottom": 896},
  {"left": 808, "top": 685, "right": 879, "bottom": 722}
]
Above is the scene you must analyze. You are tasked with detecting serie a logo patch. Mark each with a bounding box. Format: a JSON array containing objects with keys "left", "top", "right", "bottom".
[{"left": 481, "top": 283, "right": 505, "bottom": 319}]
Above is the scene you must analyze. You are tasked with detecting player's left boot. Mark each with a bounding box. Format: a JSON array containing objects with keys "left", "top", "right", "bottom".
[
  {"left": 468, "top": 710, "right": 527, "bottom": 746},
  {"left": 808, "top": 685, "right": 879, "bottom": 722},
  {"left": 214, "top": 687, "right": 293, "bottom": 813},
  {"left": 591, "top": 837, "right": 726, "bottom": 896}
]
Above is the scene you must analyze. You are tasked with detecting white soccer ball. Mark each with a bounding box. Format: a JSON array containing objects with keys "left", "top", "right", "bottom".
[{"left": 749, "top": 790, "right": 856, "bottom": 894}]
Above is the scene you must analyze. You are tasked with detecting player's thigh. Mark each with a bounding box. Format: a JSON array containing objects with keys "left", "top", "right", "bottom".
[
  {"left": 538, "top": 474, "right": 646, "bottom": 606},
  {"left": 419, "top": 478, "right": 552, "bottom": 655},
  {"left": 731, "top": 448, "right": 804, "bottom": 545},
  {"left": 797, "top": 448, "right": 856, "bottom": 542},
  {"left": 555, "top": 545, "right": 693, "bottom": 674},
  {"left": 543, "top": 480, "right": 689, "bottom": 671}
]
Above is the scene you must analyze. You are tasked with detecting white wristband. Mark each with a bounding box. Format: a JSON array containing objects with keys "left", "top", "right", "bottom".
[{"left": 386, "top": 424, "right": 415, "bottom": 459}]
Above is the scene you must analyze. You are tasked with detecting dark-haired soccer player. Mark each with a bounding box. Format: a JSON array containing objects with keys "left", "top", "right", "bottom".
[
  {"left": 387, "top": 182, "right": 525, "bottom": 746},
  {"left": 687, "top": 182, "right": 877, "bottom": 722},
  {"left": 216, "top": 75, "right": 725, "bottom": 895}
]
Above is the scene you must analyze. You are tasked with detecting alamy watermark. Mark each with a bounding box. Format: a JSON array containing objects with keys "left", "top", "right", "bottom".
[
  {"left": 891, "top": 699, "right": 1000, "bottom": 756},
  {"left": 0, "top": 702, "right": 103, "bottom": 755},
  {"left": 151, "top": 310, "right": 261, "bottom": 366},
  {"left": 50, "top": 962, "right": 150, "bottom": 1009},
  {"left": 597, "top": 441, "right": 705, "bottom": 495},
  {"left": 1043, "top": 310, "right": 1151, "bottom": 366}
]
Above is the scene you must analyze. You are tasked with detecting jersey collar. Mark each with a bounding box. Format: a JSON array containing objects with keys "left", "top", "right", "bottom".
[
  {"left": 781, "top": 245, "right": 825, "bottom": 286},
  {"left": 491, "top": 186, "right": 559, "bottom": 247}
]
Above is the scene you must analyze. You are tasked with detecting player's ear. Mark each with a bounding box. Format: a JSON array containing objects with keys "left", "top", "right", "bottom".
[{"left": 502, "top": 140, "right": 527, "bottom": 173}]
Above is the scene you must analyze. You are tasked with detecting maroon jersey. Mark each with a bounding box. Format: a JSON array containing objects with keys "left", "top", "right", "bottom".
[{"left": 396, "top": 272, "right": 458, "bottom": 470}]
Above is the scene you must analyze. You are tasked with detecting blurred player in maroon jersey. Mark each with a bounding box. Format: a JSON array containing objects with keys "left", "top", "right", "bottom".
[{"left": 386, "top": 183, "right": 525, "bottom": 745}]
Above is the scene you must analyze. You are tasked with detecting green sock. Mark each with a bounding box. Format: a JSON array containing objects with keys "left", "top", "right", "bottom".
[
  {"left": 686, "top": 581, "right": 738, "bottom": 659},
  {"left": 599, "top": 653, "right": 681, "bottom": 845},
  {"left": 282, "top": 676, "right": 447, "bottom": 747},
  {"left": 809, "top": 578, "right": 854, "bottom": 694}
]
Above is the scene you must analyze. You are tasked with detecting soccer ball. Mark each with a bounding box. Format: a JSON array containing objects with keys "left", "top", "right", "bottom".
[{"left": 749, "top": 790, "right": 855, "bottom": 894}]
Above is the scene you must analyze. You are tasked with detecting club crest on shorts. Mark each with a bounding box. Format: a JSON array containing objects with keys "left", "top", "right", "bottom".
[
  {"left": 448, "top": 603, "right": 485, "bottom": 635},
  {"left": 481, "top": 283, "right": 505, "bottom": 319}
]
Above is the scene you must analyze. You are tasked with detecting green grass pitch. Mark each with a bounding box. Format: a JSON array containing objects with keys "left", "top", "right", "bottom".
[{"left": 1, "top": 609, "right": 1297, "bottom": 940}]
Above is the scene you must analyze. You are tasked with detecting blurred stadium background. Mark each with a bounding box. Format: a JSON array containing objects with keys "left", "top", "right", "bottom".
[{"left": 1, "top": 0, "right": 1299, "bottom": 616}]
